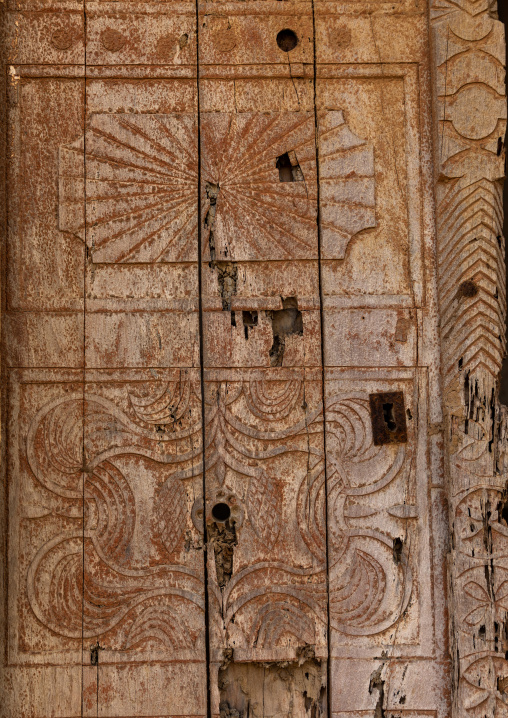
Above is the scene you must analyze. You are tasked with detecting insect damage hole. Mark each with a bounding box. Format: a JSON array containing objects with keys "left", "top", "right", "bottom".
[
  {"left": 268, "top": 297, "right": 303, "bottom": 367},
  {"left": 393, "top": 537, "right": 403, "bottom": 563},
  {"left": 209, "top": 504, "right": 237, "bottom": 589},
  {"left": 90, "top": 641, "right": 103, "bottom": 666},
  {"left": 277, "top": 28, "right": 298, "bottom": 52},
  {"left": 276, "top": 151, "right": 304, "bottom": 183}
]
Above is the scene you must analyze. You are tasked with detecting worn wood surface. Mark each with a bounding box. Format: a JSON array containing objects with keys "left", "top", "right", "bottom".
[
  {"left": 431, "top": 1, "right": 508, "bottom": 716},
  {"left": 0, "top": 0, "right": 499, "bottom": 715}
]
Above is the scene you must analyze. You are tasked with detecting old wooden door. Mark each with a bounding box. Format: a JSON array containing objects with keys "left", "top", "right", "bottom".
[{"left": 2, "top": 0, "right": 450, "bottom": 716}]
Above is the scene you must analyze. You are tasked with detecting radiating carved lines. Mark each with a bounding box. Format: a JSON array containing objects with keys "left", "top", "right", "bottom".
[
  {"left": 318, "top": 111, "right": 376, "bottom": 259},
  {"left": 201, "top": 111, "right": 317, "bottom": 261},
  {"left": 200, "top": 110, "right": 376, "bottom": 261},
  {"left": 59, "top": 111, "right": 376, "bottom": 263},
  {"left": 59, "top": 114, "right": 198, "bottom": 262}
]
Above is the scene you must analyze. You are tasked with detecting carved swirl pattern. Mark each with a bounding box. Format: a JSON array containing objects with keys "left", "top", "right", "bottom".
[{"left": 24, "top": 379, "right": 414, "bottom": 656}]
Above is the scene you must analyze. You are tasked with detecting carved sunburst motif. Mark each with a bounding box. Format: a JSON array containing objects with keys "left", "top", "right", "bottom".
[
  {"left": 318, "top": 111, "right": 376, "bottom": 259},
  {"left": 59, "top": 113, "right": 198, "bottom": 263},
  {"left": 200, "top": 112, "right": 317, "bottom": 261},
  {"left": 201, "top": 110, "right": 376, "bottom": 261},
  {"left": 59, "top": 110, "right": 375, "bottom": 263}
]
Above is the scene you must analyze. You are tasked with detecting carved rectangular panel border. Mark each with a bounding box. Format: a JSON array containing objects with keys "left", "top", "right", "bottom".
[{"left": 324, "top": 368, "right": 434, "bottom": 659}]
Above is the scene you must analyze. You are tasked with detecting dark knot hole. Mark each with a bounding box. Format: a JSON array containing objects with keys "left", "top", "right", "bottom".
[{"left": 276, "top": 29, "right": 298, "bottom": 52}]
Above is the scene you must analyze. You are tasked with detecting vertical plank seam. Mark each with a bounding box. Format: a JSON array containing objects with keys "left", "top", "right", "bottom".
[
  {"left": 81, "top": 0, "right": 87, "bottom": 712},
  {"left": 310, "top": 2, "right": 332, "bottom": 714},
  {"left": 194, "top": 3, "right": 213, "bottom": 717}
]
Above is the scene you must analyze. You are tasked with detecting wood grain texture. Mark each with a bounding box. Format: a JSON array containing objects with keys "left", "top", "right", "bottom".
[{"left": 0, "top": 0, "right": 467, "bottom": 715}]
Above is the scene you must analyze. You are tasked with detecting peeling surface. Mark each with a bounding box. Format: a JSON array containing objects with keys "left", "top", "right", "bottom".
[
  {"left": 208, "top": 517, "right": 237, "bottom": 590},
  {"left": 216, "top": 262, "right": 238, "bottom": 311},
  {"left": 369, "top": 665, "right": 386, "bottom": 718},
  {"left": 268, "top": 297, "right": 303, "bottom": 366},
  {"left": 205, "top": 180, "right": 220, "bottom": 262},
  {"left": 219, "top": 658, "right": 326, "bottom": 718}
]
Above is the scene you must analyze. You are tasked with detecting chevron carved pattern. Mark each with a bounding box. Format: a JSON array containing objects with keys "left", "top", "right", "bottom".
[
  {"left": 432, "top": 0, "right": 506, "bottom": 407},
  {"left": 432, "top": 2, "right": 508, "bottom": 717}
]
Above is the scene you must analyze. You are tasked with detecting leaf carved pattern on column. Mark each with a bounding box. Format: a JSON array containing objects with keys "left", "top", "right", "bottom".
[
  {"left": 432, "top": 0, "right": 506, "bottom": 395},
  {"left": 431, "top": 0, "right": 508, "bottom": 714},
  {"left": 24, "top": 380, "right": 414, "bottom": 656}
]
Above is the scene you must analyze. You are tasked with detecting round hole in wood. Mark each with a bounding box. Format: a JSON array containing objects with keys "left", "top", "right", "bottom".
[
  {"left": 276, "top": 29, "right": 298, "bottom": 52},
  {"left": 212, "top": 502, "right": 231, "bottom": 522}
]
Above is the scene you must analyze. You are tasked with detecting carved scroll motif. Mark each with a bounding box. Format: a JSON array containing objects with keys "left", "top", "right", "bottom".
[
  {"left": 23, "top": 379, "right": 414, "bottom": 658},
  {"left": 431, "top": 1, "right": 508, "bottom": 714}
]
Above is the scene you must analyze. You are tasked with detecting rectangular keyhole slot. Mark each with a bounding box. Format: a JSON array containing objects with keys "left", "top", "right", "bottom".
[{"left": 369, "top": 391, "right": 408, "bottom": 445}]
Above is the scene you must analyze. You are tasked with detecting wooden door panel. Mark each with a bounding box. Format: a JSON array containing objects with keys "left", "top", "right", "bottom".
[{"left": 1, "top": 0, "right": 453, "bottom": 715}]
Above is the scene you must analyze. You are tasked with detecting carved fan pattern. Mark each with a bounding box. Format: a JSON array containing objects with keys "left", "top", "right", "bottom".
[
  {"left": 201, "top": 110, "right": 376, "bottom": 261},
  {"left": 59, "top": 111, "right": 375, "bottom": 263},
  {"left": 59, "top": 113, "right": 198, "bottom": 262}
]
